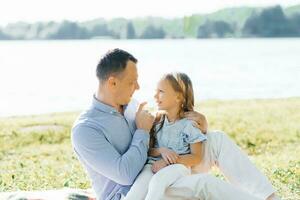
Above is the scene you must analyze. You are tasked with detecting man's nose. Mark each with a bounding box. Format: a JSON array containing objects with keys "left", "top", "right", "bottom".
[{"left": 136, "top": 82, "right": 140, "bottom": 90}]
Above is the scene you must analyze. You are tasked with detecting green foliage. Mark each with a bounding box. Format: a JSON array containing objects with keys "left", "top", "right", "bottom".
[
  {"left": 183, "top": 7, "right": 259, "bottom": 37},
  {"left": 242, "top": 6, "right": 300, "bottom": 37},
  {"left": 0, "top": 29, "right": 10, "bottom": 39},
  {"left": 0, "top": 98, "right": 299, "bottom": 199},
  {"left": 47, "top": 21, "right": 90, "bottom": 39},
  {"left": 126, "top": 22, "right": 136, "bottom": 39},
  {"left": 197, "top": 20, "right": 234, "bottom": 38},
  {"left": 285, "top": 5, "right": 300, "bottom": 16},
  {"left": 1, "top": 5, "right": 300, "bottom": 40},
  {"left": 140, "top": 25, "right": 165, "bottom": 39}
]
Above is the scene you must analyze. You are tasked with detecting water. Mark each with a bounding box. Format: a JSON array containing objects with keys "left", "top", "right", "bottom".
[{"left": 0, "top": 39, "right": 300, "bottom": 117}]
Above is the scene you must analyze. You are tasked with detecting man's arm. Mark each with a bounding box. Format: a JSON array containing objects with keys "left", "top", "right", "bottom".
[
  {"left": 148, "top": 148, "right": 160, "bottom": 157},
  {"left": 72, "top": 125, "right": 149, "bottom": 186},
  {"left": 185, "top": 111, "right": 208, "bottom": 134}
]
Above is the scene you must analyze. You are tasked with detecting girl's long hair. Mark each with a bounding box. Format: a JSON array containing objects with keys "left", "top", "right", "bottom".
[{"left": 149, "top": 72, "right": 195, "bottom": 148}]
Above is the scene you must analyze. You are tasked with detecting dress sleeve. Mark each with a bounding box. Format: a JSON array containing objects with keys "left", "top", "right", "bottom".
[{"left": 182, "top": 120, "right": 207, "bottom": 144}]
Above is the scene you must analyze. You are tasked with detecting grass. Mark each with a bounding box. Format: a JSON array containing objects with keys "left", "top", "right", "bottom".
[{"left": 0, "top": 98, "right": 299, "bottom": 200}]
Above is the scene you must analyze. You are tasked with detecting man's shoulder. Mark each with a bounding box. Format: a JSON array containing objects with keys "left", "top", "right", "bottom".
[
  {"left": 72, "top": 108, "right": 106, "bottom": 133},
  {"left": 71, "top": 109, "right": 107, "bottom": 144}
]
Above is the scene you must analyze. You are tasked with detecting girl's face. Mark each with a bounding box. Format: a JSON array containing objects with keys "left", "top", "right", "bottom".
[{"left": 154, "top": 79, "right": 181, "bottom": 111}]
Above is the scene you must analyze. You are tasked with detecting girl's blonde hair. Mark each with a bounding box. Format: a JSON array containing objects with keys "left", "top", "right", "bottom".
[
  {"left": 149, "top": 72, "right": 195, "bottom": 148},
  {"left": 164, "top": 72, "right": 195, "bottom": 116}
]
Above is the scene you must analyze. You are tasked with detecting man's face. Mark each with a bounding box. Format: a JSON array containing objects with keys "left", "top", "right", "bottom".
[{"left": 114, "top": 60, "right": 139, "bottom": 105}]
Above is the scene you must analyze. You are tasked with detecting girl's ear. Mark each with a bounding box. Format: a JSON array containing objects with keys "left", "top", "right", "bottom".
[{"left": 175, "top": 93, "right": 183, "bottom": 103}]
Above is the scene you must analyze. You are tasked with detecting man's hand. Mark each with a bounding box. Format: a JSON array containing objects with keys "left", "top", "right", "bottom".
[
  {"left": 151, "top": 159, "right": 168, "bottom": 173},
  {"left": 135, "top": 102, "right": 155, "bottom": 133},
  {"left": 184, "top": 111, "right": 208, "bottom": 134},
  {"left": 159, "top": 147, "right": 179, "bottom": 165}
]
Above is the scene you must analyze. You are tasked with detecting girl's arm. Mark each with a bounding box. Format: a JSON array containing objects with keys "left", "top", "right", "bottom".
[
  {"left": 148, "top": 147, "right": 179, "bottom": 164},
  {"left": 176, "top": 142, "right": 203, "bottom": 167}
]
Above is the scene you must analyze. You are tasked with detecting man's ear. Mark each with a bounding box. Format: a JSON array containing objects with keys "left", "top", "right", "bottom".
[{"left": 107, "top": 76, "right": 117, "bottom": 90}]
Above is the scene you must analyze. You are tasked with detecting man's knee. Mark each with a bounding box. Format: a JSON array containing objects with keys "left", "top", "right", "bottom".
[
  {"left": 194, "top": 174, "right": 221, "bottom": 197},
  {"left": 208, "top": 130, "right": 227, "bottom": 138},
  {"left": 204, "top": 174, "right": 220, "bottom": 185},
  {"left": 207, "top": 130, "right": 231, "bottom": 146}
]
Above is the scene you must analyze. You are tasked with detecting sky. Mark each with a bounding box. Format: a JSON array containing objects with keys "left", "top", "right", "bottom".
[{"left": 1, "top": 0, "right": 300, "bottom": 26}]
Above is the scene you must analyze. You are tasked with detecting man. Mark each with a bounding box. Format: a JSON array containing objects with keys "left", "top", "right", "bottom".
[
  {"left": 72, "top": 49, "right": 279, "bottom": 200},
  {"left": 71, "top": 49, "right": 154, "bottom": 200}
]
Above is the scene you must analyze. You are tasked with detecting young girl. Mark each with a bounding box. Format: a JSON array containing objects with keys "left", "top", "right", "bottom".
[
  {"left": 124, "top": 72, "right": 206, "bottom": 200},
  {"left": 124, "top": 72, "right": 280, "bottom": 200}
]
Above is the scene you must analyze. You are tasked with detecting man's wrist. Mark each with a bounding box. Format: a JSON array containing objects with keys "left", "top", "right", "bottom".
[
  {"left": 158, "top": 147, "right": 165, "bottom": 154},
  {"left": 137, "top": 127, "right": 151, "bottom": 133},
  {"left": 134, "top": 129, "right": 150, "bottom": 140},
  {"left": 136, "top": 128, "right": 150, "bottom": 134},
  {"left": 160, "top": 159, "right": 168, "bottom": 166}
]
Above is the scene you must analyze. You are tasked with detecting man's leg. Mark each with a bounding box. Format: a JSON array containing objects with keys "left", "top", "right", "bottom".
[
  {"left": 192, "top": 130, "right": 277, "bottom": 200},
  {"left": 145, "top": 164, "right": 191, "bottom": 200},
  {"left": 123, "top": 164, "right": 153, "bottom": 200},
  {"left": 165, "top": 173, "right": 263, "bottom": 200}
]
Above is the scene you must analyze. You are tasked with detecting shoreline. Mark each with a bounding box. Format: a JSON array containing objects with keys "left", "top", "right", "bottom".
[{"left": 1, "top": 96, "right": 299, "bottom": 119}]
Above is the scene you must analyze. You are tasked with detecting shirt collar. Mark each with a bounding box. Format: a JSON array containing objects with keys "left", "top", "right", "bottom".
[
  {"left": 91, "top": 95, "right": 128, "bottom": 115},
  {"left": 164, "top": 116, "right": 185, "bottom": 126}
]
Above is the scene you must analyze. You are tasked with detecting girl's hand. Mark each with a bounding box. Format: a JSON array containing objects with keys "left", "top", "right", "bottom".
[
  {"left": 159, "top": 147, "right": 179, "bottom": 165},
  {"left": 151, "top": 159, "right": 168, "bottom": 173},
  {"left": 184, "top": 111, "right": 208, "bottom": 134}
]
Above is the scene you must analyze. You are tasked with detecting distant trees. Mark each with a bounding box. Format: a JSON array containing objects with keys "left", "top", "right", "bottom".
[
  {"left": 140, "top": 25, "right": 165, "bottom": 39},
  {"left": 242, "top": 6, "right": 300, "bottom": 37},
  {"left": 126, "top": 22, "right": 136, "bottom": 39},
  {"left": 91, "top": 24, "right": 113, "bottom": 38},
  {"left": 3, "top": 22, "right": 30, "bottom": 39},
  {"left": 197, "top": 6, "right": 300, "bottom": 38},
  {"left": 0, "top": 29, "right": 10, "bottom": 39},
  {"left": 0, "top": 5, "right": 300, "bottom": 40},
  {"left": 197, "top": 20, "right": 234, "bottom": 38},
  {"left": 47, "top": 21, "right": 89, "bottom": 39},
  {"left": 290, "top": 14, "right": 300, "bottom": 35}
]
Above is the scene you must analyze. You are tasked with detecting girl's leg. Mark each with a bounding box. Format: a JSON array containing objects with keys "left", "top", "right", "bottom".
[
  {"left": 123, "top": 164, "right": 153, "bottom": 200},
  {"left": 193, "top": 130, "right": 277, "bottom": 200},
  {"left": 145, "top": 164, "right": 190, "bottom": 200}
]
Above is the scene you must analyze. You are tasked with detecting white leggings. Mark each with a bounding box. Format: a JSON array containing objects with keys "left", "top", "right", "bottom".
[
  {"left": 124, "top": 163, "right": 191, "bottom": 200},
  {"left": 124, "top": 130, "right": 276, "bottom": 200}
]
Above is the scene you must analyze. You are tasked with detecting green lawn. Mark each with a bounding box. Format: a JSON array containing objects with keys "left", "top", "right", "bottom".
[{"left": 0, "top": 98, "right": 299, "bottom": 200}]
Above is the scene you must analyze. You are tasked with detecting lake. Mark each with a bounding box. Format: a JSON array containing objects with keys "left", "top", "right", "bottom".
[{"left": 0, "top": 39, "right": 300, "bottom": 117}]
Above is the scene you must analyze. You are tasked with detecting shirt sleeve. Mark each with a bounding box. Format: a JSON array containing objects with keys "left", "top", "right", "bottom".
[
  {"left": 182, "top": 120, "right": 207, "bottom": 144},
  {"left": 71, "top": 124, "right": 149, "bottom": 186}
]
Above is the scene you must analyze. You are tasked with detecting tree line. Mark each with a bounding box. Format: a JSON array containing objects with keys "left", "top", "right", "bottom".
[{"left": 0, "top": 5, "right": 299, "bottom": 40}]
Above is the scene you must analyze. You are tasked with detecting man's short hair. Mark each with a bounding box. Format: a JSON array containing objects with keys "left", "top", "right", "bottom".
[{"left": 96, "top": 48, "right": 137, "bottom": 81}]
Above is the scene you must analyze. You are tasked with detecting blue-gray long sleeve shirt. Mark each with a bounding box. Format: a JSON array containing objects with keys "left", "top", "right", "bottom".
[{"left": 71, "top": 96, "right": 149, "bottom": 200}]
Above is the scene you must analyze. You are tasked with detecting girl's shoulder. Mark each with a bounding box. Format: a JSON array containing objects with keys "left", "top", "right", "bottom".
[
  {"left": 178, "top": 117, "right": 194, "bottom": 127},
  {"left": 180, "top": 118, "right": 207, "bottom": 143}
]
